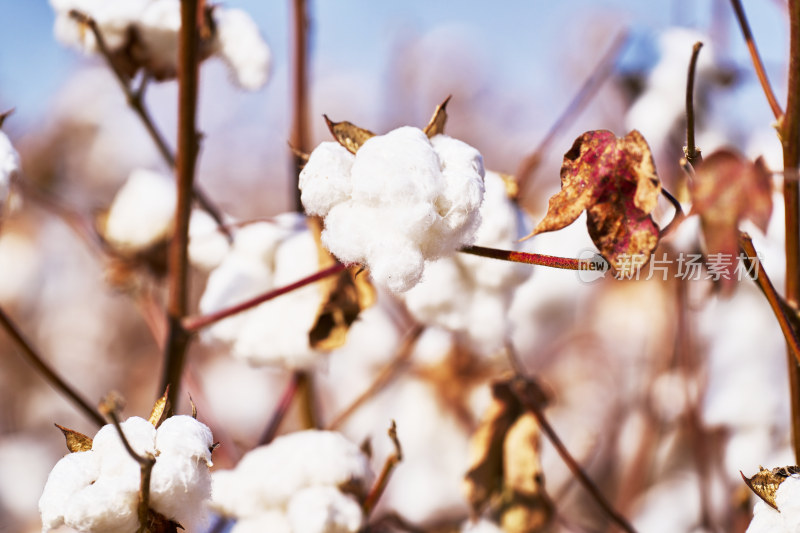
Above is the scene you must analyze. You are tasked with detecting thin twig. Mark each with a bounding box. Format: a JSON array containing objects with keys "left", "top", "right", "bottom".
[
  {"left": 99, "top": 395, "right": 156, "bottom": 533},
  {"left": 327, "top": 326, "right": 424, "bottom": 431},
  {"left": 739, "top": 233, "right": 800, "bottom": 367},
  {"left": 658, "top": 187, "right": 686, "bottom": 238},
  {"left": 289, "top": 0, "right": 311, "bottom": 211},
  {"left": 258, "top": 371, "right": 302, "bottom": 445},
  {"left": 182, "top": 262, "right": 347, "bottom": 332},
  {"left": 0, "top": 306, "right": 105, "bottom": 427},
  {"left": 729, "top": 0, "right": 783, "bottom": 120},
  {"left": 160, "top": 0, "right": 201, "bottom": 409},
  {"left": 515, "top": 30, "right": 628, "bottom": 197},
  {"left": 67, "top": 10, "right": 231, "bottom": 240},
  {"left": 684, "top": 41, "right": 704, "bottom": 167},
  {"left": 782, "top": 0, "right": 800, "bottom": 462},
  {"left": 460, "top": 245, "right": 582, "bottom": 270},
  {"left": 362, "top": 421, "right": 403, "bottom": 517},
  {"left": 511, "top": 378, "right": 638, "bottom": 533}
]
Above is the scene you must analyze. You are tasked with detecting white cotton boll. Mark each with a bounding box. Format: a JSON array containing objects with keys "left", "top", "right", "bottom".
[
  {"left": 632, "top": 472, "right": 703, "bottom": 533},
  {"left": 104, "top": 168, "right": 176, "bottom": 252},
  {"left": 776, "top": 475, "right": 800, "bottom": 530},
  {"left": 135, "top": 0, "right": 182, "bottom": 79},
  {"left": 210, "top": 430, "right": 373, "bottom": 516},
  {"left": 63, "top": 478, "right": 139, "bottom": 533},
  {"left": 150, "top": 454, "right": 211, "bottom": 528},
  {"left": 213, "top": 8, "right": 272, "bottom": 90},
  {"left": 461, "top": 518, "right": 504, "bottom": 533},
  {"left": 286, "top": 486, "right": 364, "bottom": 533},
  {"left": 155, "top": 415, "right": 214, "bottom": 466},
  {"left": 746, "top": 499, "right": 784, "bottom": 533},
  {"left": 0, "top": 131, "right": 18, "bottom": 218},
  {"left": 229, "top": 511, "right": 293, "bottom": 533},
  {"left": 299, "top": 142, "right": 354, "bottom": 217},
  {"left": 39, "top": 452, "right": 99, "bottom": 531},
  {"left": 189, "top": 210, "right": 231, "bottom": 271},
  {"left": 300, "top": 126, "right": 485, "bottom": 292},
  {"left": 410, "top": 326, "right": 456, "bottom": 368},
  {"left": 92, "top": 417, "right": 157, "bottom": 479}
]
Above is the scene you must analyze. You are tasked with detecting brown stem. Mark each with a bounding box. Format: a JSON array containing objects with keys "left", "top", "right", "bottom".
[
  {"left": 289, "top": 0, "right": 311, "bottom": 211},
  {"left": 515, "top": 30, "right": 628, "bottom": 197},
  {"left": 362, "top": 421, "right": 403, "bottom": 517},
  {"left": 685, "top": 41, "right": 704, "bottom": 167},
  {"left": 258, "top": 371, "right": 302, "bottom": 445},
  {"left": 99, "top": 397, "right": 156, "bottom": 533},
  {"left": 161, "top": 0, "right": 201, "bottom": 409},
  {"left": 182, "top": 262, "right": 347, "bottom": 332},
  {"left": 68, "top": 10, "right": 231, "bottom": 240},
  {"left": 512, "top": 379, "right": 638, "bottom": 533},
  {"left": 296, "top": 370, "right": 319, "bottom": 429},
  {"left": 460, "top": 245, "right": 582, "bottom": 270},
  {"left": 658, "top": 188, "right": 686, "bottom": 238},
  {"left": 327, "top": 326, "right": 423, "bottom": 430},
  {"left": 0, "top": 306, "right": 105, "bottom": 427},
  {"left": 739, "top": 234, "right": 800, "bottom": 367},
  {"left": 729, "top": 0, "right": 784, "bottom": 120},
  {"left": 783, "top": 0, "right": 800, "bottom": 462}
]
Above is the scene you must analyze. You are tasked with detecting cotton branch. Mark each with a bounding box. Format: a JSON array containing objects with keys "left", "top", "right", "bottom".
[
  {"left": 289, "top": 0, "right": 311, "bottom": 211},
  {"left": 460, "top": 245, "right": 582, "bottom": 270},
  {"left": 160, "top": 0, "right": 202, "bottom": 409},
  {"left": 684, "top": 41, "right": 704, "bottom": 167},
  {"left": 362, "top": 421, "right": 403, "bottom": 517}
]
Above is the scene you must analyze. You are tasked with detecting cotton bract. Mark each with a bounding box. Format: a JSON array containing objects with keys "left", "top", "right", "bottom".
[
  {"left": 300, "top": 126, "right": 485, "bottom": 292},
  {"left": 747, "top": 475, "right": 800, "bottom": 532},
  {"left": 210, "top": 430, "right": 373, "bottom": 533},
  {"left": 39, "top": 415, "right": 214, "bottom": 532},
  {"left": 50, "top": 0, "right": 270, "bottom": 89},
  {"left": 403, "top": 171, "right": 531, "bottom": 356}
]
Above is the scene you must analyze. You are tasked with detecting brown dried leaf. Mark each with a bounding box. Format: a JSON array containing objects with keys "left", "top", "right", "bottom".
[
  {"left": 148, "top": 387, "right": 171, "bottom": 428},
  {"left": 423, "top": 96, "right": 452, "bottom": 138},
  {"left": 742, "top": 465, "right": 800, "bottom": 510},
  {"left": 691, "top": 150, "right": 773, "bottom": 279},
  {"left": 54, "top": 424, "right": 93, "bottom": 453},
  {"left": 307, "top": 217, "right": 376, "bottom": 351},
  {"left": 323, "top": 115, "right": 375, "bottom": 154},
  {"left": 525, "top": 130, "right": 661, "bottom": 273}
]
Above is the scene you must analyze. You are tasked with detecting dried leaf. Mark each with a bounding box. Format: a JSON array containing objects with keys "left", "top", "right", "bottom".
[
  {"left": 148, "top": 387, "right": 171, "bottom": 428},
  {"left": 54, "top": 424, "right": 93, "bottom": 453},
  {"left": 525, "top": 130, "right": 661, "bottom": 273},
  {"left": 0, "top": 109, "right": 13, "bottom": 129},
  {"left": 308, "top": 217, "right": 376, "bottom": 351},
  {"left": 464, "top": 377, "right": 551, "bottom": 528},
  {"left": 323, "top": 115, "right": 375, "bottom": 154},
  {"left": 742, "top": 465, "right": 800, "bottom": 510},
  {"left": 691, "top": 150, "right": 773, "bottom": 282},
  {"left": 422, "top": 96, "right": 452, "bottom": 138}
]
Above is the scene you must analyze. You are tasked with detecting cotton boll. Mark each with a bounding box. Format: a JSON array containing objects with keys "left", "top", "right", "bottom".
[
  {"left": 0, "top": 130, "right": 18, "bottom": 218},
  {"left": 39, "top": 452, "right": 99, "bottom": 531},
  {"left": 104, "top": 168, "right": 176, "bottom": 252},
  {"left": 92, "top": 417, "right": 157, "bottom": 479},
  {"left": 155, "top": 415, "right": 214, "bottom": 466},
  {"left": 63, "top": 478, "right": 139, "bottom": 533},
  {"left": 213, "top": 8, "right": 272, "bottom": 90},
  {"left": 135, "top": 0, "right": 182, "bottom": 79},
  {"left": 150, "top": 454, "right": 211, "bottom": 528},
  {"left": 286, "top": 486, "right": 364, "bottom": 533},
  {"left": 746, "top": 499, "right": 784, "bottom": 533},
  {"left": 189, "top": 210, "right": 231, "bottom": 271},
  {"left": 300, "top": 126, "right": 485, "bottom": 292},
  {"left": 776, "top": 475, "right": 800, "bottom": 530},
  {"left": 299, "top": 142, "right": 354, "bottom": 217}
]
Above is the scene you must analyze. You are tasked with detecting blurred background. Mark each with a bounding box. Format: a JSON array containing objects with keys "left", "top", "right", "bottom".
[{"left": 0, "top": 1, "right": 795, "bottom": 532}]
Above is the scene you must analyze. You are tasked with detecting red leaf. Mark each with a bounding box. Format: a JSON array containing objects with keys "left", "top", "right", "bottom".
[
  {"left": 524, "top": 130, "right": 661, "bottom": 273},
  {"left": 690, "top": 149, "right": 772, "bottom": 282}
]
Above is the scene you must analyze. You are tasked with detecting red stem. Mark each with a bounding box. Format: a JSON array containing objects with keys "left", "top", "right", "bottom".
[{"left": 460, "top": 245, "right": 582, "bottom": 270}]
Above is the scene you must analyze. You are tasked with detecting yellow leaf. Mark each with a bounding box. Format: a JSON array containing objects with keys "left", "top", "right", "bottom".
[
  {"left": 323, "top": 115, "right": 375, "bottom": 154},
  {"left": 148, "top": 387, "right": 171, "bottom": 428},
  {"left": 422, "top": 96, "right": 452, "bottom": 138},
  {"left": 742, "top": 465, "right": 800, "bottom": 510},
  {"left": 54, "top": 424, "right": 93, "bottom": 453}
]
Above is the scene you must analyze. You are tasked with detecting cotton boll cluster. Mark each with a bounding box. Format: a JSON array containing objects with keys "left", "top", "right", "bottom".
[
  {"left": 198, "top": 214, "right": 323, "bottom": 369},
  {"left": 50, "top": 0, "right": 270, "bottom": 89},
  {"left": 210, "top": 430, "right": 372, "bottom": 533},
  {"left": 404, "top": 171, "right": 531, "bottom": 357},
  {"left": 39, "top": 415, "right": 214, "bottom": 532},
  {"left": 300, "top": 127, "right": 485, "bottom": 292},
  {"left": 747, "top": 475, "right": 800, "bottom": 533}
]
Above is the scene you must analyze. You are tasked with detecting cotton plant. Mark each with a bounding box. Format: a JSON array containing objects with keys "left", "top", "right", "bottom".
[
  {"left": 299, "top": 103, "right": 486, "bottom": 292},
  {"left": 50, "top": 0, "right": 271, "bottom": 90},
  {"left": 39, "top": 394, "right": 215, "bottom": 532},
  {"left": 210, "top": 430, "right": 373, "bottom": 533},
  {"left": 197, "top": 214, "right": 325, "bottom": 369},
  {"left": 403, "top": 170, "right": 532, "bottom": 357}
]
